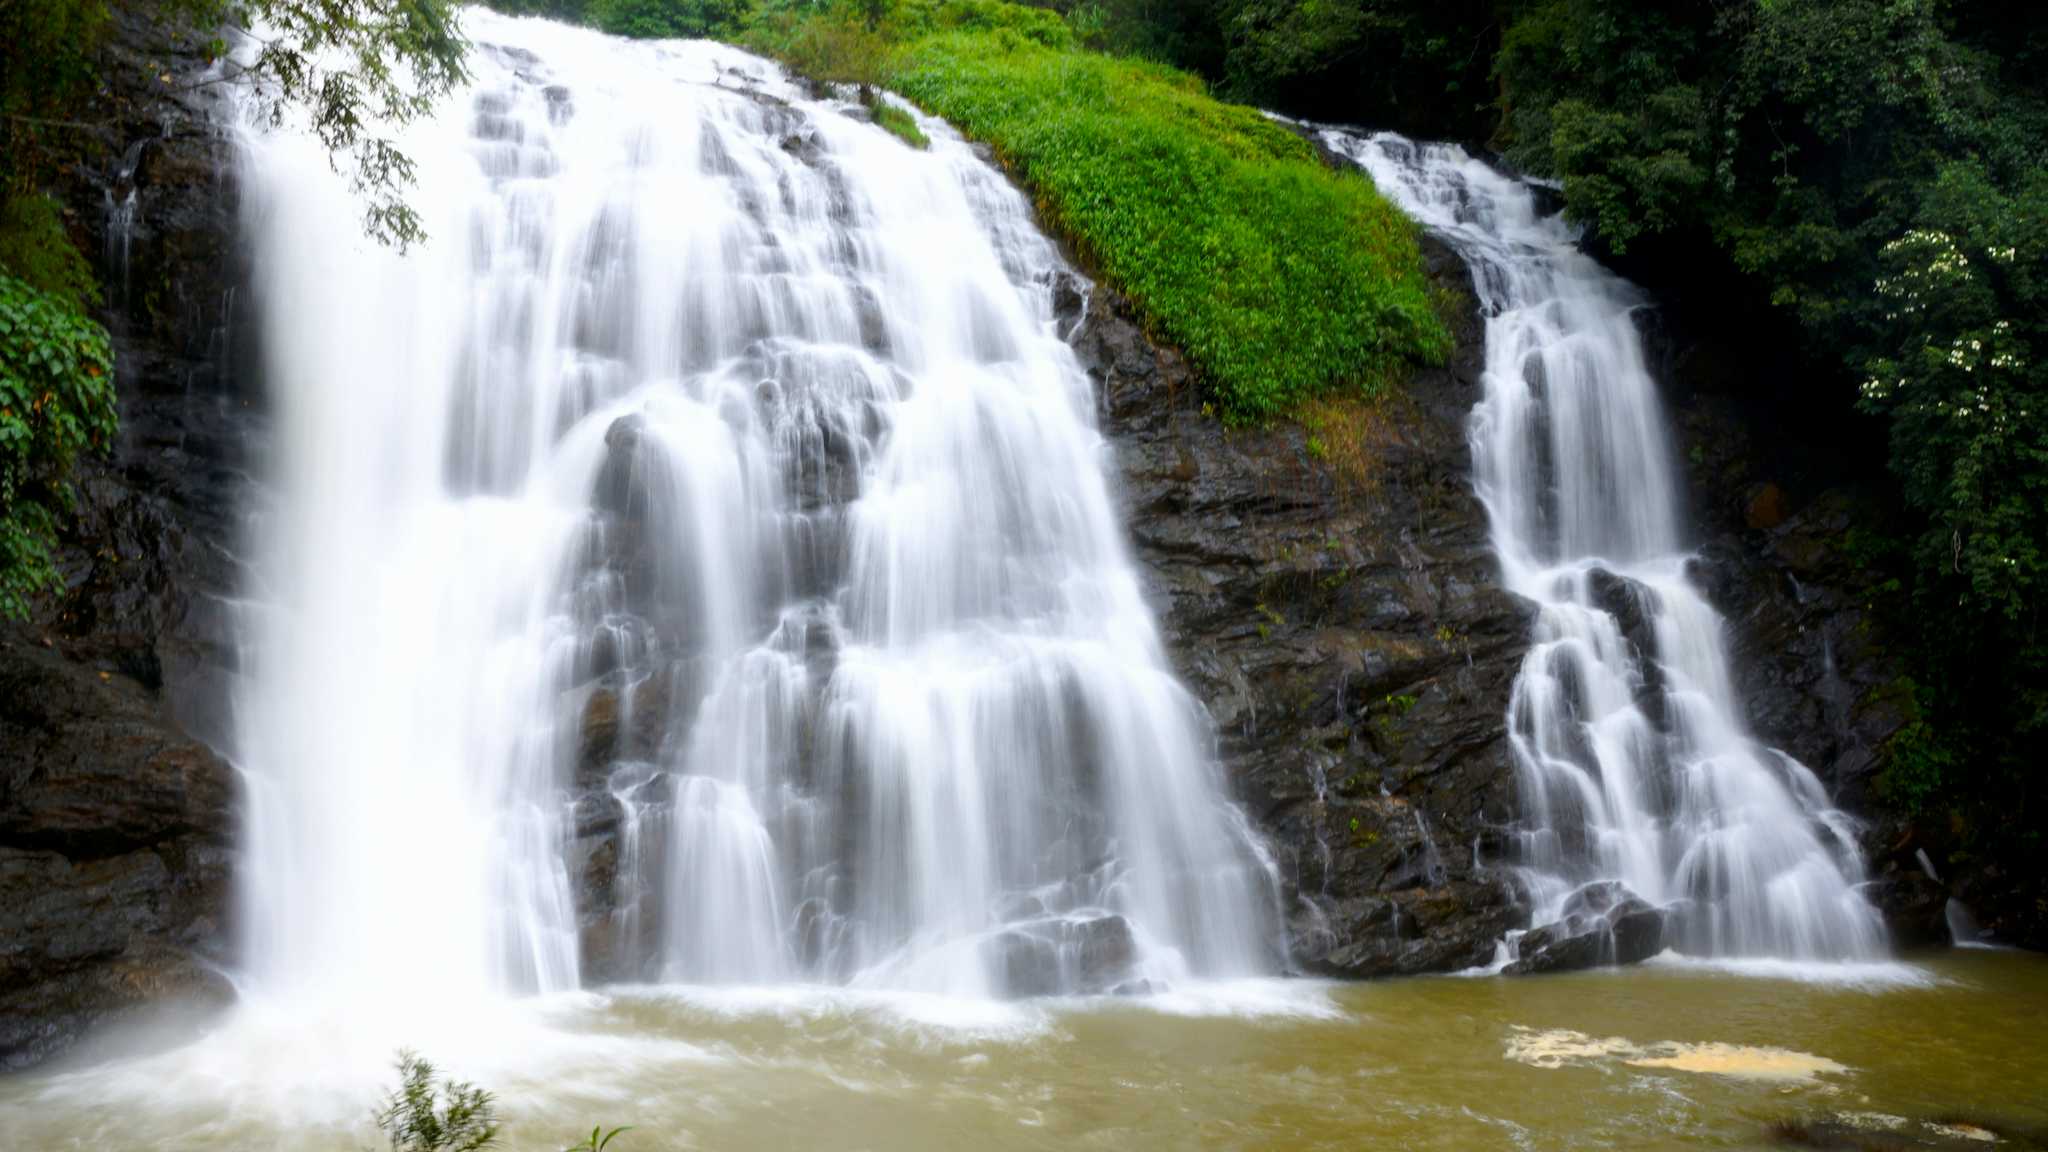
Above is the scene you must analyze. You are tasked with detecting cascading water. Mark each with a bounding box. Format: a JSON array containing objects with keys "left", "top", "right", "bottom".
[
  {"left": 1325, "top": 130, "right": 1885, "bottom": 961},
  {"left": 230, "top": 9, "right": 1279, "bottom": 1015}
]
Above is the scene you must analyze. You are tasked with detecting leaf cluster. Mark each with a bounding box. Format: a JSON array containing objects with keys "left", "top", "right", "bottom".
[
  {"left": 207, "top": 0, "right": 473, "bottom": 248},
  {"left": 0, "top": 271, "right": 116, "bottom": 621},
  {"left": 375, "top": 1052, "right": 500, "bottom": 1152}
]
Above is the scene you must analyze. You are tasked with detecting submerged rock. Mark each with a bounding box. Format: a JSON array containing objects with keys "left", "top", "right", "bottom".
[
  {"left": 985, "top": 914, "right": 1138, "bottom": 997},
  {"left": 1771, "top": 1112, "right": 2035, "bottom": 1150}
]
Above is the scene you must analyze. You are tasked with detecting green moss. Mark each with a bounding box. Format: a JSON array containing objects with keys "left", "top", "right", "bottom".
[
  {"left": 871, "top": 102, "right": 930, "bottom": 149},
  {"left": 0, "top": 195, "right": 99, "bottom": 313}
]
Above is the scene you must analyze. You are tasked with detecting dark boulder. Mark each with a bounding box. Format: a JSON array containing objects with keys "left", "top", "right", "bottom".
[{"left": 1505, "top": 882, "right": 1665, "bottom": 975}]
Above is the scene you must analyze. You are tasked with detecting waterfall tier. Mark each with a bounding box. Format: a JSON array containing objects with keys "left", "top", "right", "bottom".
[
  {"left": 232, "top": 11, "right": 1279, "bottom": 1009},
  {"left": 1328, "top": 130, "right": 1885, "bottom": 961}
]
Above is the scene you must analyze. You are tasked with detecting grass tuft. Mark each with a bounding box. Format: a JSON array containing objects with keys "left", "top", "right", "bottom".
[{"left": 871, "top": 102, "right": 930, "bottom": 149}]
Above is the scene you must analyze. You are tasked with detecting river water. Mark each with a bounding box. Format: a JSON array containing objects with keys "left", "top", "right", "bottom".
[{"left": 4, "top": 951, "right": 2044, "bottom": 1148}]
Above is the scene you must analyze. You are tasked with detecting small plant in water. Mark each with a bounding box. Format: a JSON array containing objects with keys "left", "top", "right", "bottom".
[
  {"left": 377, "top": 1051, "right": 500, "bottom": 1152},
  {"left": 563, "top": 1126, "right": 635, "bottom": 1152}
]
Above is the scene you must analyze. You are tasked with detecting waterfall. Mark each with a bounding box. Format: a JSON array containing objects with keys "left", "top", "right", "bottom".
[
  {"left": 1327, "top": 131, "right": 1885, "bottom": 961},
  {"left": 230, "top": 10, "right": 1279, "bottom": 1011}
]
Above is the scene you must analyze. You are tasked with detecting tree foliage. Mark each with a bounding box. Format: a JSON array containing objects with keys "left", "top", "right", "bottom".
[
  {"left": 0, "top": 0, "right": 473, "bottom": 619},
  {"left": 208, "top": 0, "right": 472, "bottom": 248},
  {"left": 586, "top": 0, "right": 752, "bottom": 39}
]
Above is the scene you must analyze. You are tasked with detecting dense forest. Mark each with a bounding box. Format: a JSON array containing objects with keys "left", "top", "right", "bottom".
[{"left": 3, "top": 0, "right": 2041, "bottom": 916}]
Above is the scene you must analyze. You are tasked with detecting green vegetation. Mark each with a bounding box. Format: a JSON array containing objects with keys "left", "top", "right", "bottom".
[
  {"left": 0, "top": 196, "right": 101, "bottom": 314},
  {"left": 562, "top": 1126, "right": 636, "bottom": 1152},
  {"left": 870, "top": 102, "right": 929, "bottom": 148},
  {"left": 0, "top": 268, "right": 116, "bottom": 622},
  {"left": 377, "top": 1052, "right": 500, "bottom": 1152},
  {"left": 884, "top": 26, "right": 1447, "bottom": 420},
  {"left": 592, "top": 0, "right": 752, "bottom": 40},
  {"left": 0, "top": 0, "right": 469, "bottom": 620},
  {"left": 372, "top": 1051, "right": 631, "bottom": 1152}
]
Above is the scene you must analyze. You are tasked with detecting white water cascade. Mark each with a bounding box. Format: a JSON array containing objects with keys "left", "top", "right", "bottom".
[
  {"left": 231, "top": 9, "right": 1279, "bottom": 1017},
  {"left": 1328, "top": 131, "right": 1886, "bottom": 961}
]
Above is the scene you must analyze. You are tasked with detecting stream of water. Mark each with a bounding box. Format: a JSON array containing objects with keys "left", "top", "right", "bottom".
[
  {"left": 229, "top": 8, "right": 1278, "bottom": 1022},
  {"left": 1323, "top": 131, "right": 1886, "bottom": 962}
]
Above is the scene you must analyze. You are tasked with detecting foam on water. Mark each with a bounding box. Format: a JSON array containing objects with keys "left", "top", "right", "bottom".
[{"left": 1640, "top": 952, "right": 1942, "bottom": 990}]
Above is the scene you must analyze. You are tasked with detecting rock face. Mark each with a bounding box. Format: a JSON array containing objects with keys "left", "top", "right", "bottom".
[
  {"left": 1663, "top": 364, "right": 1934, "bottom": 945},
  {"left": 0, "top": 7, "right": 252, "bottom": 1067},
  {"left": 1075, "top": 240, "right": 1534, "bottom": 978},
  {"left": 0, "top": 637, "right": 237, "bottom": 1068}
]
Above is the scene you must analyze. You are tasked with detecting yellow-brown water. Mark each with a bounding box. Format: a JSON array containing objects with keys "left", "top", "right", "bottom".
[{"left": 5, "top": 949, "right": 2044, "bottom": 1149}]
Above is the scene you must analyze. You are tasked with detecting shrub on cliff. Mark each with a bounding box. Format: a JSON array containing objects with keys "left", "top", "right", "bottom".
[{"left": 0, "top": 266, "right": 116, "bottom": 622}]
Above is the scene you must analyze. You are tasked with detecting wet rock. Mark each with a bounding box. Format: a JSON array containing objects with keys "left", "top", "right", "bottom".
[
  {"left": 0, "top": 4, "right": 252, "bottom": 1068},
  {"left": 1770, "top": 1113, "right": 2039, "bottom": 1151},
  {"left": 1585, "top": 568, "right": 1658, "bottom": 668},
  {"left": 1090, "top": 234, "right": 1535, "bottom": 978},
  {"left": 1071, "top": 914, "right": 1137, "bottom": 988},
  {"left": 1668, "top": 368, "right": 1956, "bottom": 943},
  {"left": 1506, "top": 883, "right": 1665, "bottom": 976},
  {"left": 0, "top": 635, "right": 236, "bottom": 1069},
  {"left": 989, "top": 929, "right": 1061, "bottom": 997},
  {"left": 543, "top": 84, "right": 574, "bottom": 124},
  {"left": 985, "top": 914, "right": 1138, "bottom": 997},
  {"left": 1584, "top": 567, "right": 1669, "bottom": 729},
  {"left": 1301, "top": 879, "right": 1520, "bottom": 976},
  {"left": 576, "top": 671, "right": 672, "bottom": 785}
]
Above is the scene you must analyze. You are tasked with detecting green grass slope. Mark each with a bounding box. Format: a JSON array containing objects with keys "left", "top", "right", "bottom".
[{"left": 881, "top": 25, "right": 1448, "bottom": 421}]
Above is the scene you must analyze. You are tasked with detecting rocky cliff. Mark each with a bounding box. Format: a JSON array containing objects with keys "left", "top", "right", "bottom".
[
  {"left": 1077, "top": 243, "right": 1536, "bottom": 977},
  {"left": 0, "top": 7, "right": 251, "bottom": 1068}
]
